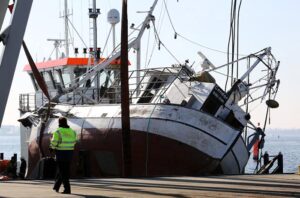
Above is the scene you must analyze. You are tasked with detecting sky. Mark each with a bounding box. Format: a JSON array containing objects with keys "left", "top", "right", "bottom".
[{"left": 1, "top": 0, "right": 300, "bottom": 129}]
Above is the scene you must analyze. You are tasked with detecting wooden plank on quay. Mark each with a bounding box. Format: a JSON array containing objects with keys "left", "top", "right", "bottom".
[{"left": 0, "top": 174, "right": 299, "bottom": 198}]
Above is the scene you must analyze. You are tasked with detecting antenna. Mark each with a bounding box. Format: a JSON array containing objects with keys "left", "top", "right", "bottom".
[
  {"left": 59, "top": 0, "right": 73, "bottom": 57},
  {"left": 63, "top": 0, "right": 70, "bottom": 57},
  {"left": 47, "top": 39, "right": 65, "bottom": 59},
  {"left": 197, "top": 51, "right": 215, "bottom": 70}
]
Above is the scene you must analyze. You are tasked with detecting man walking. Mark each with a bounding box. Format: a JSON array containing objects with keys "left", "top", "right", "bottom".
[{"left": 50, "top": 117, "right": 77, "bottom": 194}]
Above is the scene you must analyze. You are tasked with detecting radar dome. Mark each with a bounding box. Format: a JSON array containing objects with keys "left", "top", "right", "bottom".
[{"left": 107, "top": 9, "right": 120, "bottom": 25}]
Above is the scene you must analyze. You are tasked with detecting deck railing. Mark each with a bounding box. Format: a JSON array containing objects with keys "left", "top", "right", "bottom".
[
  {"left": 19, "top": 66, "right": 191, "bottom": 112},
  {"left": 19, "top": 93, "right": 36, "bottom": 112}
]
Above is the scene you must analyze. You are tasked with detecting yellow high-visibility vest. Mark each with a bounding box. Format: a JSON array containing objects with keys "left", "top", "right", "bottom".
[{"left": 50, "top": 127, "right": 77, "bottom": 150}]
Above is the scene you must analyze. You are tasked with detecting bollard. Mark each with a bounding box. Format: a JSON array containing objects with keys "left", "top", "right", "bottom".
[
  {"left": 0, "top": 153, "right": 3, "bottom": 160},
  {"left": 277, "top": 152, "right": 283, "bottom": 174},
  {"left": 263, "top": 152, "right": 269, "bottom": 165},
  {"left": 263, "top": 151, "right": 270, "bottom": 174},
  {"left": 13, "top": 153, "right": 17, "bottom": 161}
]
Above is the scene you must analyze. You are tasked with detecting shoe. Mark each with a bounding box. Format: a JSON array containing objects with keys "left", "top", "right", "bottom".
[
  {"left": 53, "top": 187, "right": 59, "bottom": 193},
  {"left": 61, "top": 191, "right": 71, "bottom": 194}
]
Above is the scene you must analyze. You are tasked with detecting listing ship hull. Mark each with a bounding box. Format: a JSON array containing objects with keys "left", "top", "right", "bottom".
[{"left": 25, "top": 104, "right": 247, "bottom": 178}]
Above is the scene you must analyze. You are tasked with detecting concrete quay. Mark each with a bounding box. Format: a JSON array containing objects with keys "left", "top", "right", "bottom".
[{"left": 0, "top": 174, "right": 299, "bottom": 197}]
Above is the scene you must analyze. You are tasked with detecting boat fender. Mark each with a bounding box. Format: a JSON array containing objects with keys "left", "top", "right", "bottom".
[
  {"left": 266, "top": 99, "right": 279, "bottom": 108},
  {"left": 253, "top": 140, "right": 259, "bottom": 161}
]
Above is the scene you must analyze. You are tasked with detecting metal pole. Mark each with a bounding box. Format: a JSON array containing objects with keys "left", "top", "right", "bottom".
[
  {"left": 112, "top": 24, "right": 116, "bottom": 50},
  {"left": 120, "top": 0, "right": 131, "bottom": 177},
  {"left": 92, "top": 0, "right": 98, "bottom": 62},
  {"left": 0, "top": 0, "right": 9, "bottom": 31},
  {"left": 64, "top": 0, "right": 69, "bottom": 57},
  {"left": 55, "top": 41, "right": 59, "bottom": 59},
  {"left": 112, "top": 24, "right": 119, "bottom": 86},
  {"left": 136, "top": 41, "right": 141, "bottom": 96}
]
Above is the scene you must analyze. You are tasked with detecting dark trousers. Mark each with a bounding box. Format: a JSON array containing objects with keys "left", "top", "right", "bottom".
[{"left": 53, "top": 150, "right": 73, "bottom": 193}]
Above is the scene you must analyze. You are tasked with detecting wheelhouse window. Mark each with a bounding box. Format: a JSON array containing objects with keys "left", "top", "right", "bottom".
[
  {"left": 42, "top": 71, "right": 56, "bottom": 89},
  {"left": 29, "top": 73, "right": 38, "bottom": 91},
  {"left": 53, "top": 69, "right": 64, "bottom": 88},
  {"left": 74, "top": 67, "right": 87, "bottom": 80},
  {"left": 61, "top": 68, "right": 72, "bottom": 87}
]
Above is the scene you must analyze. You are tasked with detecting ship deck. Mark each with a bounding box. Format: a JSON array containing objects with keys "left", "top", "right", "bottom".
[{"left": 0, "top": 174, "right": 299, "bottom": 197}]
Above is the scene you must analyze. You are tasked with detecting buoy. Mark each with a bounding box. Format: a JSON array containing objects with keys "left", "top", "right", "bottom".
[{"left": 253, "top": 139, "right": 260, "bottom": 161}]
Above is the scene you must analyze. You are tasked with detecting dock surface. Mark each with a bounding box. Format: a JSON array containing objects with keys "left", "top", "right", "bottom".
[{"left": 0, "top": 174, "right": 299, "bottom": 197}]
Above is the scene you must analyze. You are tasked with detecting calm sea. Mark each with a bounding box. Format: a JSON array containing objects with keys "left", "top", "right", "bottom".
[
  {"left": 245, "top": 130, "right": 300, "bottom": 173},
  {"left": 0, "top": 130, "right": 299, "bottom": 173},
  {"left": 0, "top": 136, "right": 20, "bottom": 160}
]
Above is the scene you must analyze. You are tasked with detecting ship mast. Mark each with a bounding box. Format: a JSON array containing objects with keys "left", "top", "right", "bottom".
[
  {"left": 64, "top": 0, "right": 69, "bottom": 57},
  {"left": 89, "top": 0, "right": 100, "bottom": 63},
  {"left": 135, "top": 0, "right": 158, "bottom": 95}
]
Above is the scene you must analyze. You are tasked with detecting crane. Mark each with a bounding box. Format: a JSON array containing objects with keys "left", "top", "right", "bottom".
[{"left": 0, "top": 0, "right": 33, "bottom": 126}]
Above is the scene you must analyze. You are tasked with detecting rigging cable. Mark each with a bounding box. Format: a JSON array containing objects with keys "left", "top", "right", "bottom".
[
  {"left": 225, "top": 0, "right": 234, "bottom": 91},
  {"left": 225, "top": 0, "right": 244, "bottom": 91},
  {"left": 163, "top": 0, "right": 177, "bottom": 38},
  {"left": 144, "top": 1, "right": 168, "bottom": 168},
  {"left": 146, "top": 0, "right": 166, "bottom": 67},
  {"left": 163, "top": 0, "right": 246, "bottom": 56},
  {"left": 227, "top": 0, "right": 237, "bottom": 90},
  {"left": 48, "top": 46, "right": 57, "bottom": 60},
  {"left": 212, "top": 70, "right": 234, "bottom": 78},
  {"left": 101, "top": 26, "right": 113, "bottom": 56},
  {"left": 80, "top": 0, "right": 83, "bottom": 49},
  {"left": 177, "top": 33, "right": 238, "bottom": 55},
  {"left": 67, "top": 18, "right": 88, "bottom": 48},
  {"left": 244, "top": 56, "right": 250, "bottom": 141},
  {"left": 231, "top": 0, "right": 237, "bottom": 87},
  {"left": 144, "top": 27, "right": 151, "bottom": 68},
  {"left": 237, "top": 0, "right": 243, "bottom": 79},
  {"left": 152, "top": 21, "right": 181, "bottom": 64},
  {"left": 67, "top": 21, "right": 75, "bottom": 51}
]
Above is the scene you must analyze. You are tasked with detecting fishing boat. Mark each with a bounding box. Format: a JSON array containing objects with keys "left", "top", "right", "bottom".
[{"left": 18, "top": 0, "right": 280, "bottom": 178}]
